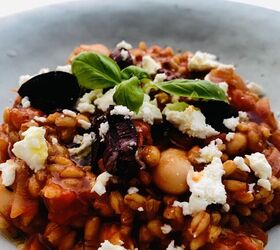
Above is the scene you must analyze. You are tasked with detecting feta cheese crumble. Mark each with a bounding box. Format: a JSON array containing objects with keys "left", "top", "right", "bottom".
[
  {"left": 188, "top": 51, "right": 233, "bottom": 71},
  {"left": 161, "top": 224, "right": 172, "bottom": 234},
  {"left": 197, "top": 139, "right": 223, "bottom": 163},
  {"left": 21, "top": 96, "right": 31, "bottom": 108},
  {"left": 110, "top": 105, "right": 134, "bottom": 118},
  {"left": 173, "top": 157, "right": 227, "bottom": 215},
  {"left": 99, "top": 121, "right": 109, "bottom": 142},
  {"left": 38, "top": 68, "right": 50, "bottom": 74},
  {"left": 76, "top": 90, "right": 102, "bottom": 114},
  {"left": 247, "top": 82, "right": 264, "bottom": 96},
  {"left": 223, "top": 111, "right": 248, "bottom": 131},
  {"left": 97, "top": 240, "right": 127, "bottom": 250},
  {"left": 94, "top": 88, "right": 116, "bottom": 112},
  {"left": 142, "top": 55, "right": 161, "bottom": 75},
  {"left": 0, "top": 160, "right": 18, "bottom": 186},
  {"left": 116, "top": 40, "right": 133, "bottom": 50},
  {"left": 166, "top": 240, "right": 184, "bottom": 250},
  {"left": 134, "top": 95, "right": 162, "bottom": 125},
  {"left": 69, "top": 132, "right": 96, "bottom": 156},
  {"left": 153, "top": 73, "right": 167, "bottom": 83},
  {"left": 248, "top": 183, "right": 256, "bottom": 193},
  {"left": 12, "top": 126, "right": 48, "bottom": 172},
  {"left": 62, "top": 109, "right": 76, "bottom": 117},
  {"left": 246, "top": 152, "right": 272, "bottom": 190},
  {"left": 120, "top": 49, "right": 129, "bottom": 60},
  {"left": 225, "top": 132, "right": 235, "bottom": 142},
  {"left": 238, "top": 111, "right": 249, "bottom": 121},
  {"left": 127, "top": 187, "right": 139, "bottom": 194},
  {"left": 223, "top": 116, "right": 239, "bottom": 131},
  {"left": 164, "top": 105, "right": 219, "bottom": 139},
  {"left": 217, "top": 81, "right": 229, "bottom": 95},
  {"left": 56, "top": 64, "right": 72, "bottom": 73},
  {"left": 233, "top": 156, "right": 251, "bottom": 172},
  {"left": 91, "top": 171, "right": 112, "bottom": 196},
  {"left": 18, "top": 74, "right": 32, "bottom": 86}
]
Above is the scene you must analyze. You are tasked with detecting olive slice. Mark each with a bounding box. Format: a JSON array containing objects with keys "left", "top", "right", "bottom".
[{"left": 18, "top": 71, "right": 80, "bottom": 113}]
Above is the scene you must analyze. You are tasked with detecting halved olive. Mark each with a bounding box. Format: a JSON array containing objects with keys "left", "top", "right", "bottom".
[{"left": 18, "top": 71, "right": 80, "bottom": 113}]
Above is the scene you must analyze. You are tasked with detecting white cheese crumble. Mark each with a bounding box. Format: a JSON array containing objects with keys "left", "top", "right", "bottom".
[
  {"left": 78, "top": 119, "right": 91, "bottom": 130},
  {"left": 217, "top": 82, "right": 229, "bottom": 95},
  {"left": 223, "top": 203, "right": 230, "bottom": 212},
  {"left": 116, "top": 40, "right": 133, "bottom": 50},
  {"left": 197, "top": 139, "right": 223, "bottom": 163},
  {"left": 91, "top": 171, "right": 112, "bottom": 196},
  {"left": 223, "top": 112, "right": 248, "bottom": 131},
  {"left": 33, "top": 116, "right": 47, "bottom": 123},
  {"left": 110, "top": 105, "right": 134, "bottom": 118},
  {"left": 97, "top": 240, "right": 127, "bottom": 250},
  {"left": 173, "top": 157, "right": 227, "bottom": 215},
  {"left": 12, "top": 126, "right": 48, "bottom": 172},
  {"left": 223, "top": 116, "right": 239, "bottom": 131},
  {"left": 166, "top": 240, "right": 184, "bottom": 250},
  {"left": 18, "top": 74, "right": 32, "bottom": 86},
  {"left": 188, "top": 51, "right": 233, "bottom": 71},
  {"left": 133, "top": 95, "right": 162, "bottom": 125},
  {"left": 161, "top": 224, "right": 172, "bottom": 234},
  {"left": 99, "top": 121, "right": 109, "bottom": 142},
  {"left": 164, "top": 105, "right": 219, "bottom": 139},
  {"left": 248, "top": 183, "right": 255, "bottom": 193},
  {"left": 120, "top": 49, "right": 129, "bottom": 60},
  {"left": 76, "top": 90, "right": 102, "bottom": 114},
  {"left": 62, "top": 109, "right": 76, "bottom": 117},
  {"left": 0, "top": 160, "right": 18, "bottom": 186},
  {"left": 247, "top": 82, "right": 264, "bottom": 96},
  {"left": 233, "top": 156, "right": 251, "bottom": 172},
  {"left": 127, "top": 187, "right": 139, "bottom": 194},
  {"left": 18, "top": 67, "right": 51, "bottom": 87},
  {"left": 51, "top": 137, "right": 58, "bottom": 144},
  {"left": 21, "top": 96, "right": 31, "bottom": 108},
  {"left": 238, "top": 111, "right": 249, "bottom": 121},
  {"left": 38, "top": 68, "right": 50, "bottom": 74},
  {"left": 246, "top": 152, "right": 272, "bottom": 190},
  {"left": 257, "top": 179, "right": 271, "bottom": 191},
  {"left": 142, "top": 55, "right": 161, "bottom": 75},
  {"left": 153, "top": 73, "right": 167, "bottom": 83},
  {"left": 225, "top": 132, "right": 235, "bottom": 142},
  {"left": 68, "top": 132, "right": 96, "bottom": 156},
  {"left": 137, "top": 207, "right": 144, "bottom": 212},
  {"left": 56, "top": 64, "right": 72, "bottom": 73},
  {"left": 94, "top": 88, "right": 116, "bottom": 112}
]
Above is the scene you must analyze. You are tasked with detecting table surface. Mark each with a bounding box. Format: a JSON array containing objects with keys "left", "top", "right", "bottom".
[{"left": 1, "top": 0, "right": 280, "bottom": 17}]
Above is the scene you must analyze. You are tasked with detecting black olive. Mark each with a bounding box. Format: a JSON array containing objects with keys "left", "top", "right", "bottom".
[
  {"left": 103, "top": 113, "right": 139, "bottom": 177},
  {"left": 194, "top": 101, "right": 238, "bottom": 132},
  {"left": 110, "top": 48, "right": 133, "bottom": 69},
  {"left": 18, "top": 71, "right": 80, "bottom": 113}
]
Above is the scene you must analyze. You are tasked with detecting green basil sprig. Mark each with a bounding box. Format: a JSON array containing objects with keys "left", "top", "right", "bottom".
[
  {"left": 72, "top": 52, "right": 122, "bottom": 89},
  {"left": 121, "top": 65, "right": 151, "bottom": 80},
  {"left": 166, "top": 102, "right": 189, "bottom": 111},
  {"left": 113, "top": 76, "right": 144, "bottom": 113},
  {"left": 72, "top": 52, "right": 229, "bottom": 113},
  {"left": 155, "top": 79, "right": 228, "bottom": 103}
]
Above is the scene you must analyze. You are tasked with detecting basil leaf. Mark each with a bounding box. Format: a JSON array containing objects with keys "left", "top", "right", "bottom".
[
  {"left": 113, "top": 76, "right": 144, "bottom": 112},
  {"left": 166, "top": 102, "right": 189, "bottom": 111},
  {"left": 72, "top": 52, "right": 122, "bottom": 89},
  {"left": 155, "top": 79, "right": 228, "bottom": 103},
  {"left": 121, "top": 66, "right": 151, "bottom": 80}
]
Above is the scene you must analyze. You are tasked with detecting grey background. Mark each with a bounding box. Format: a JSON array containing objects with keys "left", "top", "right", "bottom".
[{"left": 0, "top": 0, "right": 278, "bottom": 249}]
